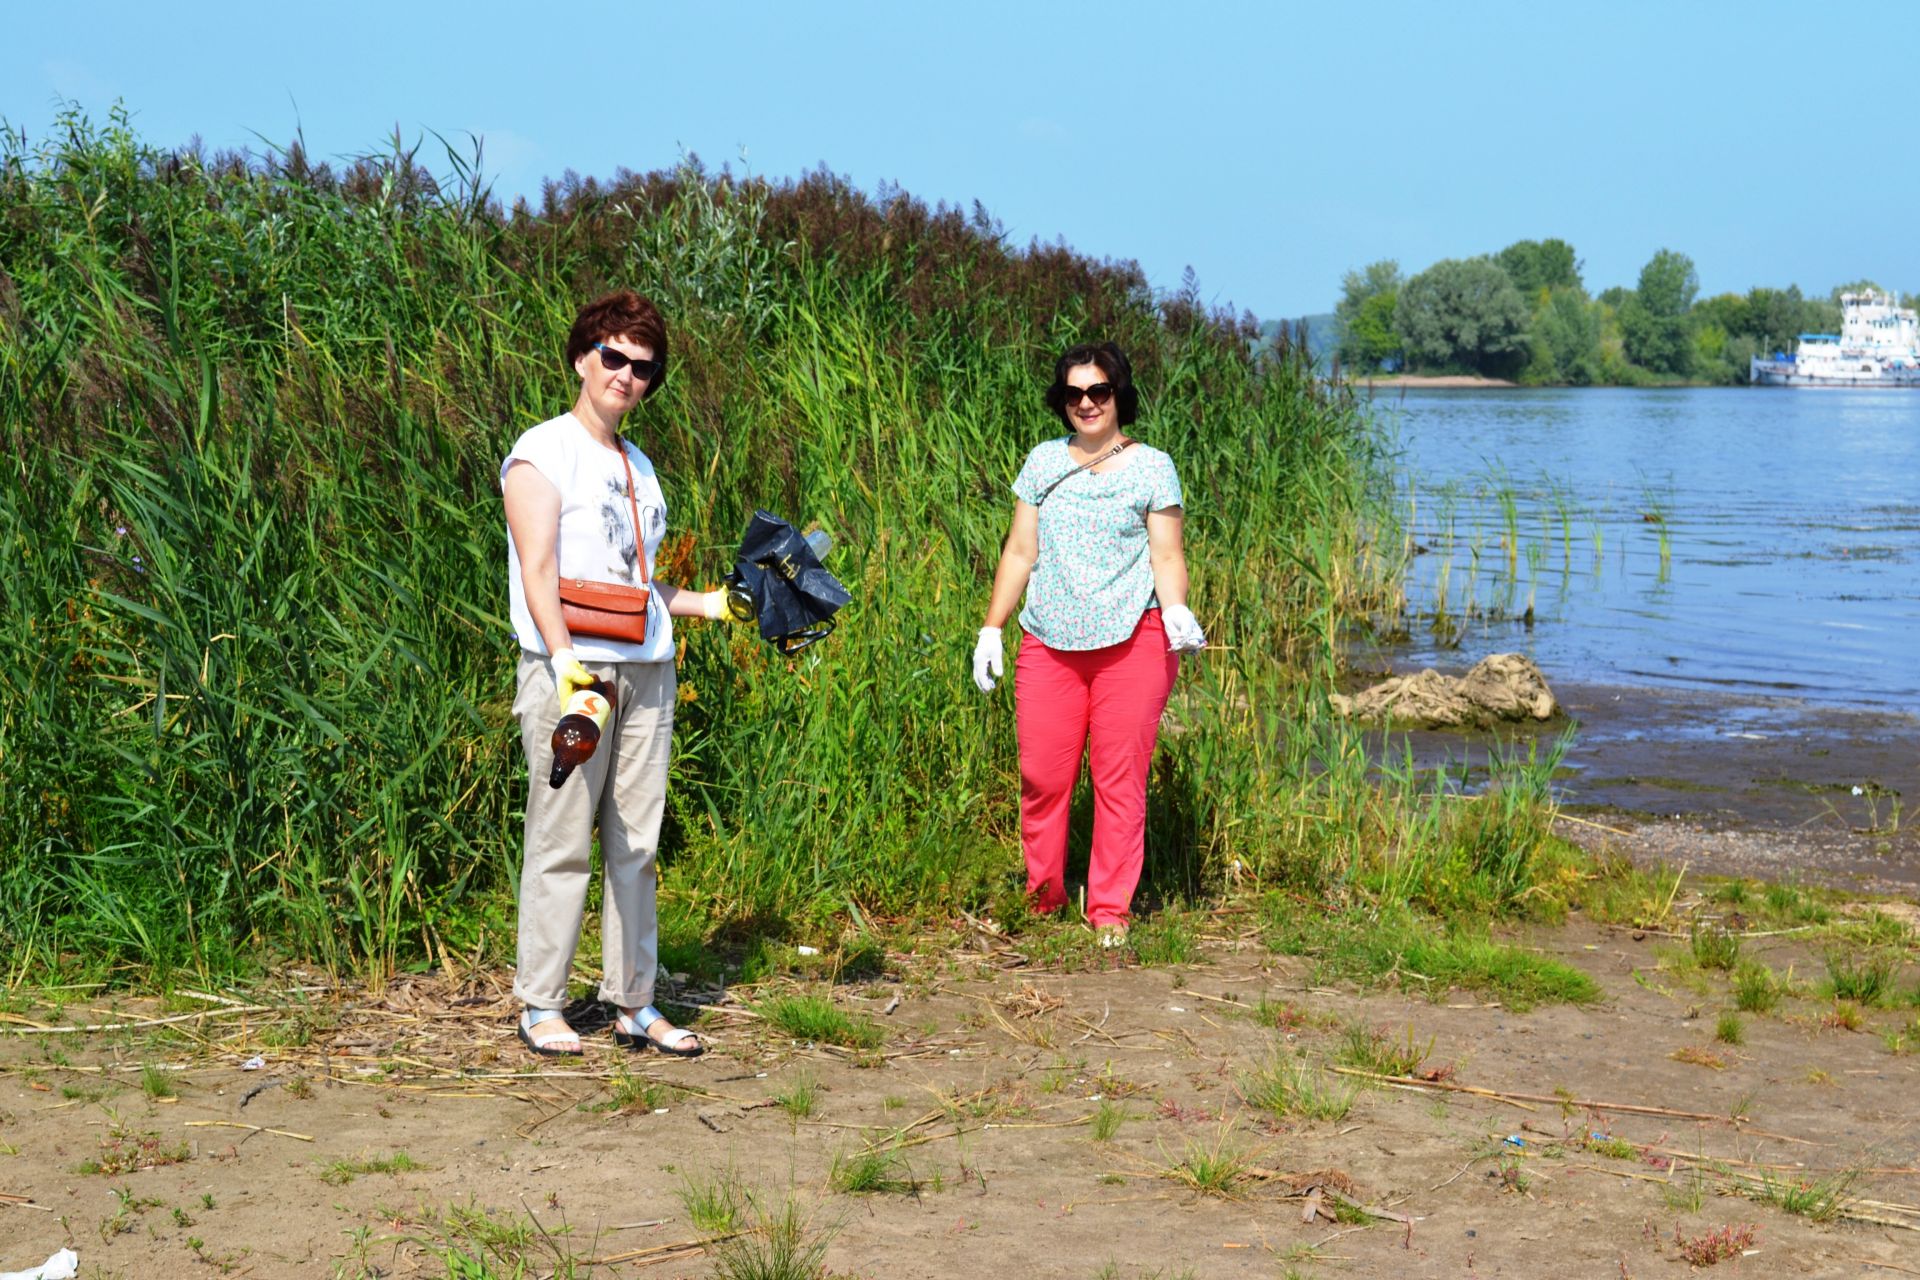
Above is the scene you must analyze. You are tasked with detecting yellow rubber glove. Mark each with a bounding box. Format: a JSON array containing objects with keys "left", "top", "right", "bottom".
[
  {"left": 701, "top": 589, "right": 749, "bottom": 622},
  {"left": 549, "top": 647, "right": 595, "bottom": 711}
]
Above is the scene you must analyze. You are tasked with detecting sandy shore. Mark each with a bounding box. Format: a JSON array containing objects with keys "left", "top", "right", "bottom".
[{"left": 5, "top": 914, "right": 1916, "bottom": 1278}]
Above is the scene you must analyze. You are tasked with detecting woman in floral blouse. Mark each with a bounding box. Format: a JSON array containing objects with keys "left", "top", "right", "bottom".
[{"left": 971, "top": 342, "right": 1206, "bottom": 946}]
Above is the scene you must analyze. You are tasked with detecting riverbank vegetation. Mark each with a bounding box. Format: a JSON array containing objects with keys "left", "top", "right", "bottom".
[
  {"left": 1332, "top": 237, "right": 1902, "bottom": 386},
  {"left": 1, "top": 108, "right": 1657, "bottom": 993}
]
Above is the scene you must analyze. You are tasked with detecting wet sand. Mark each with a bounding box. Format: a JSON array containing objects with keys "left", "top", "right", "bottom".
[{"left": 1379, "top": 679, "right": 1920, "bottom": 895}]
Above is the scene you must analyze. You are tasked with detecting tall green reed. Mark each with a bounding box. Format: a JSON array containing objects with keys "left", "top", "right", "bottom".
[{"left": 0, "top": 111, "right": 1525, "bottom": 984}]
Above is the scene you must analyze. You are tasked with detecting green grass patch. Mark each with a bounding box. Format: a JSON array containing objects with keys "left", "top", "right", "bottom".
[
  {"left": 707, "top": 1196, "right": 836, "bottom": 1280},
  {"left": 1824, "top": 950, "right": 1899, "bottom": 1006},
  {"left": 772, "top": 1073, "right": 820, "bottom": 1122},
  {"left": 754, "top": 993, "right": 882, "bottom": 1050},
  {"left": 318, "top": 1151, "right": 425, "bottom": 1186},
  {"left": 1732, "top": 962, "right": 1781, "bottom": 1013},
  {"left": 139, "top": 1064, "right": 176, "bottom": 1101},
  {"left": 1090, "top": 1099, "right": 1127, "bottom": 1141},
  {"left": 76, "top": 1122, "right": 190, "bottom": 1176},
  {"left": 1690, "top": 921, "right": 1741, "bottom": 971},
  {"left": 1335, "top": 1022, "right": 1431, "bottom": 1077},
  {"left": 1239, "top": 1054, "right": 1357, "bottom": 1122},
  {"left": 828, "top": 1148, "right": 919, "bottom": 1196},
  {"left": 677, "top": 1167, "right": 747, "bottom": 1235},
  {"left": 1263, "top": 899, "right": 1599, "bottom": 1010},
  {"left": 1745, "top": 1168, "right": 1860, "bottom": 1222},
  {"left": 1128, "top": 913, "right": 1203, "bottom": 968},
  {"left": 1157, "top": 1129, "right": 1256, "bottom": 1197}
]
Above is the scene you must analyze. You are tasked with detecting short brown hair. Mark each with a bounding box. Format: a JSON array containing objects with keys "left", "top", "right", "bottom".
[
  {"left": 565, "top": 291, "right": 669, "bottom": 397},
  {"left": 1044, "top": 342, "right": 1139, "bottom": 427}
]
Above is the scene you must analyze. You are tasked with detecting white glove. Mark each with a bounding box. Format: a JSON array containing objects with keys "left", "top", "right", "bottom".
[
  {"left": 972, "top": 626, "right": 1004, "bottom": 693},
  {"left": 1161, "top": 604, "right": 1206, "bottom": 654},
  {"left": 549, "top": 647, "right": 595, "bottom": 710}
]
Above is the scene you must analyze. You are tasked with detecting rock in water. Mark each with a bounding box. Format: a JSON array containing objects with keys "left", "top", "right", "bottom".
[{"left": 1329, "top": 654, "right": 1556, "bottom": 727}]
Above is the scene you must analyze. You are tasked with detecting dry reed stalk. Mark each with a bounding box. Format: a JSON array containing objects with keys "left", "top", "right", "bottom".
[
  {"left": 5, "top": 1005, "right": 275, "bottom": 1035},
  {"left": 1331, "top": 1067, "right": 1737, "bottom": 1122},
  {"left": 183, "top": 1120, "right": 313, "bottom": 1142},
  {"left": 586, "top": 1230, "right": 744, "bottom": 1265}
]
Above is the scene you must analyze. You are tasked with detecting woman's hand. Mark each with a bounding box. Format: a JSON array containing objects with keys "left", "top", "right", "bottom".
[
  {"left": 549, "top": 647, "right": 595, "bottom": 708},
  {"left": 972, "top": 627, "right": 1005, "bottom": 693},
  {"left": 1160, "top": 604, "right": 1207, "bottom": 654}
]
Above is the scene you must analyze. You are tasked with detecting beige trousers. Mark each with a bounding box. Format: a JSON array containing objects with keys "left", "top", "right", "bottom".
[{"left": 512, "top": 653, "right": 676, "bottom": 1010}]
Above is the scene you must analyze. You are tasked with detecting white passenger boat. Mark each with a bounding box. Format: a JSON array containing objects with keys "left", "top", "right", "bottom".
[{"left": 1750, "top": 290, "right": 1920, "bottom": 386}]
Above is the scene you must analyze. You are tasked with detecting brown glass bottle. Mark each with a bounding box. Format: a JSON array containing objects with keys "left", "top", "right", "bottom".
[{"left": 548, "top": 678, "right": 615, "bottom": 789}]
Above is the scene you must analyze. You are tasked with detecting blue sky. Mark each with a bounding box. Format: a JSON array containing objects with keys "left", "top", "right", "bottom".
[{"left": 5, "top": 1, "right": 1910, "bottom": 319}]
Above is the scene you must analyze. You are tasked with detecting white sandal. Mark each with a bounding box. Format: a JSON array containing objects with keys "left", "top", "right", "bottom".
[
  {"left": 612, "top": 1005, "right": 703, "bottom": 1057},
  {"left": 517, "top": 1008, "right": 583, "bottom": 1057}
]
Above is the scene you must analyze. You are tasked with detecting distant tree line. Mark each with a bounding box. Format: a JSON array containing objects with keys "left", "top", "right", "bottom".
[{"left": 1333, "top": 239, "right": 1908, "bottom": 385}]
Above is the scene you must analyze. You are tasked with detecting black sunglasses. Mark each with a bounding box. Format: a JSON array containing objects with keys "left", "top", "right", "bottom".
[
  {"left": 594, "top": 343, "right": 663, "bottom": 382},
  {"left": 1062, "top": 382, "right": 1115, "bottom": 407}
]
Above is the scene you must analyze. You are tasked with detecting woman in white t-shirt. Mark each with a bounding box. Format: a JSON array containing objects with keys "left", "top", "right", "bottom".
[{"left": 500, "top": 290, "right": 738, "bottom": 1058}]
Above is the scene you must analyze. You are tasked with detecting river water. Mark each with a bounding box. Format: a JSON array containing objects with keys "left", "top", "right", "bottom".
[{"left": 1368, "top": 387, "right": 1920, "bottom": 713}]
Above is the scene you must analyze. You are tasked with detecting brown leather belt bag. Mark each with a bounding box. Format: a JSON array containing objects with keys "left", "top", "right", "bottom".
[{"left": 555, "top": 439, "right": 651, "bottom": 645}]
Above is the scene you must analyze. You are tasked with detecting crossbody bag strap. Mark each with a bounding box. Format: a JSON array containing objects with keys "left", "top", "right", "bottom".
[
  {"left": 617, "top": 438, "right": 651, "bottom": 588},
  {"left": 1036, "top": 438, "right": 1133, "bottom": 507}
]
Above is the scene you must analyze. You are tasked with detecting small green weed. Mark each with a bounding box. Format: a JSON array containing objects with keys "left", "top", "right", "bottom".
[
  {"left": 1247, "top": 997, "right": 1311, "bottom": 1031},
  {"left": 1882, "top": 1014, "right": 1920, "bottom": 1056},
  {"left": 755, "top": 993, "right": 882, "bottom": 1050},
  {"left": 677, "top": 1167, "right": 746, "bottom": 1234},
  {"left": 1239, "top": 1054, "right": 1356, "bottom": 1122},
  {"left": 1748, "top": 1168, "right": 1860, "bottom": 1222},
  {"left": 1336, "top": 1022, "right": 1431, "bottom": 1077},
  {"left": 139, "top": 1064, "right": 176, "bottom": 1101},
  {"left": 1662, "top": 1171, "right": 1707, "bottom": 1213},
  {"left": 1715, "top": 1011, "right": 1745, "bottom": 1045},
  {"left": 707, "top": 1196, "right": 835, "bottom": 1280},
  {"left": 77, "top": 1121, "right": 190, "bottom": 1176},
  {"left": 318, "top": 1151, "right": 424, "bottom": 1186},
  {"left": 1761, "top": 881, "right": 1831, "bottom": 925},
  {"left": 773, "top": 1073, "right": 819, "bottom": 1122},
  {"left": 1732, "top": 962, "right": 1780, "bottom": 1013},
  {"left": 1825, "top": 950, "right": 1898, "bottom": 1005},
  {"left": 1674, "top": 1222, "right": 1757, "bottom": 1267},
  {"left": 1158, "top": 1128, "right": 1255, "bottom": 1198},
  {"left": 1090, "top": 1099, "right": 1126, "bottom": 1141},
  {"left": 1584, "top": 1133, "right": 1636, "bottom": 1160},
  {"left": 1690, "top": 920, "right": 1741, "bottom": 971},
  {"left": 828, "top": 1148, "right": 919, "bottom": 1195}
]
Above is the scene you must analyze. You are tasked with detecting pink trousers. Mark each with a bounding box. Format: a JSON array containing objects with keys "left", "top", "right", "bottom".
[{"left": 1014, "top": 611, "right": 1179, "bottom": 927}]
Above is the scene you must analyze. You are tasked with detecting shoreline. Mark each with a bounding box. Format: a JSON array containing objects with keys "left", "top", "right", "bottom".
[
  {"left": 1341, "top": 373, "right": 1740, "bottom": 389},
  {"left": 1346, "top": 373, "right": 1518, "bottom": 388},
  {"left": 1372, "top": 675, "right": 1920, "bottom": 895}
]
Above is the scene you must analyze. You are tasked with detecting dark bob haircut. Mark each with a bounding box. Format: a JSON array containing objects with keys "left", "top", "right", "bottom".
[
  {"left": 1043, "top": 342, "right": 1139, "bottom": 427},
  {"left": 565, "top": 290, "right": 669, "bottom": 398}
]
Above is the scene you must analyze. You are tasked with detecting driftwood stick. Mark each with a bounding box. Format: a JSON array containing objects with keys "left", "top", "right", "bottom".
[
  {"left": 183, "top": 1120, "right": 313, "bottom": 1142},
  {"left": 1331, "top": 1068, "right": 1735, "bottom": 1123}
]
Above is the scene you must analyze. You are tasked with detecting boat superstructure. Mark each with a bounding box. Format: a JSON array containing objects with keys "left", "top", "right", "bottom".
[{"left": 1751, "top": 290, "right": 1920, "bottom": 386}]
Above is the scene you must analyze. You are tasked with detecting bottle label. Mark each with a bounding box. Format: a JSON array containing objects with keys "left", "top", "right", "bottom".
[{"left": 562, "top": 686, "right": 611, "bottom": 729}]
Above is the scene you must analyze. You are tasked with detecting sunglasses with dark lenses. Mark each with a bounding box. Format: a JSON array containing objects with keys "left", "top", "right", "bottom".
[
  {"left": 594, "top": 343, "right": 663, "bottom": 382},
  {"left": 1062, "top": 382, "right": 1115, "bottom": 407}
]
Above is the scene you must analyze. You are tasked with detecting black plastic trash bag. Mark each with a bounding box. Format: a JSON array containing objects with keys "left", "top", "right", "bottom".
[{"left": 723, "top": 510, "right": 852, "bottom": 655}]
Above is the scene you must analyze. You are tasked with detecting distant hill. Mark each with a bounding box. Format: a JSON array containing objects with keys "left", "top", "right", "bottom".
[{"left": 1260, "top": 313, "right": 1341, "bottom": 371}]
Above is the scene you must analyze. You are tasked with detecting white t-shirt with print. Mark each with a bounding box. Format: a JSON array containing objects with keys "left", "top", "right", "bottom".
[{"left": 502, "top": 412, "right": 674, "bottom": 664}]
